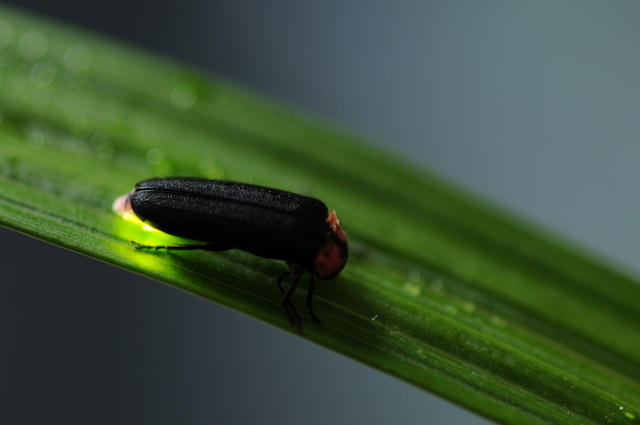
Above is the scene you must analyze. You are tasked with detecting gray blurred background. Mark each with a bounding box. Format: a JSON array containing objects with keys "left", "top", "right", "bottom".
[{"left": 3, "top": 2, "right": 640, "bottom": 424}]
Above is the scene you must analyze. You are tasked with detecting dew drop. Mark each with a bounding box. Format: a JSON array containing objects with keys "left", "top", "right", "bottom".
[
  {"left": 64, "top": 44, "right": 93, "bottom": 73},
  {"left": 27, "top": 130, "right": 45, "bottom": 149},
  {"left": 461, "top": 301, "right": 476, "bottom": 313},
  {"left": 445, "top": 303, "right": 458, "bottom": 314},
  {"left": 171, "top": 83, "right": 197, "bottom": 109},
  {"left": 489, "top": 315, "right": 506, "bottom": 327},
  {"left": 90, "top": 133, "right": 108, "bottom": 150},
  {"left": 146, "top": 148, "right": 164, "bottom": 165},
  {"left": 68, "top": 114, "right": 93, "bottom": 137},
  {"left": 30, "top": 61, "right": 57, "bottom": 86},
  {"left": 91, "top": 133, "right": 114, "bottom": 160},
  {"left": 0, "top": 20, "right": 15, "bottom": 50},
  {"left": 20, "top": 30, "right": 48, "bottom": 60},
  {"left": 431, "top": 279, "right": 443, "bottom": 292},
  {"left": 63, "top": 138, "right": 92, "bottom": 161},
  {"left": 199, "top": 158, "right": 224, "bottom": 178},
  {"left": 408, "top": 270, "right": 421, "bottom": 282},
  {"left": 402, "top": 281, "right": 421, "bottom": 296}
]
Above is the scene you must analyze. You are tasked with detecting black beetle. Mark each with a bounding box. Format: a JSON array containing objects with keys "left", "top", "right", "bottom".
[{"left": 113, "top": 177, "right": 348, "bottom": 329}]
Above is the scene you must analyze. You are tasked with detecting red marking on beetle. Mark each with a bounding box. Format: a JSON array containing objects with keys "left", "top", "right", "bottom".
[{"left": 315, "top": 210, "right": 348, "bottom": 279}]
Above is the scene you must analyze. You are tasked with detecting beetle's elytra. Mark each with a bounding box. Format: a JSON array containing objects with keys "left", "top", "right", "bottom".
[{"left": 113, "top": 177, "right": 348, "bottom": 330}]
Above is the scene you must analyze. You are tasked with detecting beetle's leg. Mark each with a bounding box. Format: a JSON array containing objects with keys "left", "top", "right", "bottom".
[
  {"left": 305, "top": 273, "right": 323, "bottom": 326},
  {"left": 132, "top": 242, "right": 204, "bottom": 250},
  {"left": 131, "top": 241, "right": 231, "bottom": 251},
  {"left": 279, "top": 271, "right": 303, "bottom": 332},
  {"left": 277, "top": 271, "right": 302, "bottom": 331},
  {"left": 276, "top": 271, "right": 292, "bottom": 296}
]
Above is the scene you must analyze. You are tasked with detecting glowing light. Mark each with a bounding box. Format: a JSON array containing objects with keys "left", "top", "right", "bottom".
[
  {"left": 122, "top": 212, "right": 143, "bottom": 224},
  {"left": 119, "top": 212, "right": 159, "bottom": 232},
  {"left": 142, "top": 223, "right": 160, "bottom": 232}
]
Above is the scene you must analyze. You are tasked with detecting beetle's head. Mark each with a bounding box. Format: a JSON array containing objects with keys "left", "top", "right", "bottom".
[{"left": 314, "top": 210, "right": 348, "bottom": 280}]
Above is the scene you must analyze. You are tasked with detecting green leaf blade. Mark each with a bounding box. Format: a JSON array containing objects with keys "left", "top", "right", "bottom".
[{"left": 2, "top": 6, "right": 640, "bottom": 424}]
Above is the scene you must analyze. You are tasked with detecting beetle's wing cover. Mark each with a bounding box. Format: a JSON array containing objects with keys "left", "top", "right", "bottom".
[{"left": 130, "top": 178, "right": 329, "bottom": 266}]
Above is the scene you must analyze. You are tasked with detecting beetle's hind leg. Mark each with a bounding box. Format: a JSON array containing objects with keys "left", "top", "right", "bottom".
[
  {"left": 276, "top": 271, "right": 292, "bottom": 296},
  {"left": 277, "top": 270, "right": 323, "bottom": 330},
  {"left": 277, "top": 271, "right": 302, "bottom": 332},
  {"left": 305, "top": 273, "right": 323, "bottom": 327},
  {"left": 131, "top": 241, "right": 232, "bottom": 251}
]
